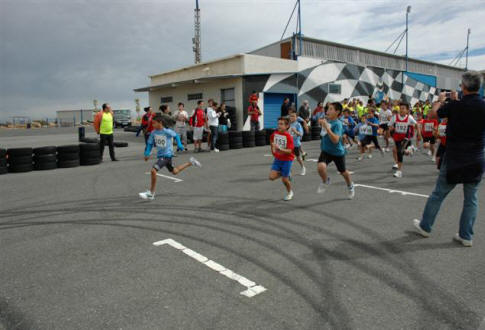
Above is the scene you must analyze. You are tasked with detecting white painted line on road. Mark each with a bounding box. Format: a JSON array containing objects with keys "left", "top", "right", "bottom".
[
  {"left": 354, "top": 184, "right": 429, "bottom": 198},
  {"left": 307, "top": 158, "right": 318, "bottom": 162},
  {"left": 264, "top": 154, "right": 272, "bottom": 157},
  {"left": 145, "top": 172, "right": 183, "bottom": 183},
  {"left": 153, "top": 238, "right": 267, "bottom": 298}
]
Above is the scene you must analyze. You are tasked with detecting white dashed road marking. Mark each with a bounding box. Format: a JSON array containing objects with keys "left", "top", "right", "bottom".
[
  {"left": 153, "top": 238, "right": 267, "bottom": 298},
  {"left": 145, "top": 172, "right": 183, "bottom": 183},
  {"left": 354, "top": 183, "right": 429, "bottom": 198}
]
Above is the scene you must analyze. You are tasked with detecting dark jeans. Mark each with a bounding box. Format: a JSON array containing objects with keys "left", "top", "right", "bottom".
[
  {"left": 100, "top": 134, "right": 116, "bottom": 160},
  {"left": 210, "top": 126, "right": 218, "bottom": 150},
  {"left": 250, "top": 121, "right": 260, "bottom": 131}
]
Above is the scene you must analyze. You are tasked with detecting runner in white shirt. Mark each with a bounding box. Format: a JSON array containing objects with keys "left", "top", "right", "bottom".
[{"left": 378, "top": 100, "right": 393, "bottom": 152}]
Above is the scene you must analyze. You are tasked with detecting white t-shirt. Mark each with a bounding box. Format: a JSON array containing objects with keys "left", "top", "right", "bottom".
[
  {"left": 206, "top": 107, "right": 219, "bottom": 127},
  {"left": 378, "top": 109, "right": 392, "bottom": 124},
  {"left": 174, "top": 110, "right": 188, "bottom": 128}
]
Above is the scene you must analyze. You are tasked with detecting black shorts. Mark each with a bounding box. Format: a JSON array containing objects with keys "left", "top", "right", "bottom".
[
  {"left": 153, "top": 157, "right": 174, "bottom": 173},
  {"left": 318, "top": 151, "right": 346, "bottom": 173},
  {"left": 379, "top": 123, "right": 389, "bottom": 131},
  {"left": 423, "top": 136, "right": 436, "bottom": 144},
  {"left": 293, "top": 146, "right": 301, "bottom": 157}
]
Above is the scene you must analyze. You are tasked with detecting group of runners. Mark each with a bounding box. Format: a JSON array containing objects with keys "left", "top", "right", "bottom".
[{"left": 138, "top": 95, "right": 447, "bottom": 202}]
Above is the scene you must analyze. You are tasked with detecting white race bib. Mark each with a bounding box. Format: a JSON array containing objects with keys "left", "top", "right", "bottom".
[
  {"left": 365, "top": 125, "right": 373, "bottom": 135},
  {"left": 395, "top": 122, "right": 408, "bottom": 134},
  {"left": 154, "top": 135, "right": 167, "bottom": 148},
  {"left": 424, "top": 122, "right": 434, "bottom": 132},
  {"left": 274, "top": 134, "right": 288, "bottom": 149},
  {"left": 438, "top": 125, "right": 447, "bottom": 137}
]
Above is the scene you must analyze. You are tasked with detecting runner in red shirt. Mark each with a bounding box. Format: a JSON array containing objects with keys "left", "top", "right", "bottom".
[
  {"left": 421, "top": 110, "right": 438, "bottom": 162},
  {"left": 269, "top": 117, "right": 295, "bottom": 201},
  {"left": 141, "top": 107, "right": 154, "bottom": 146},
  {"left": 435, "top": 117, "right": 447, "bottom": 169}
]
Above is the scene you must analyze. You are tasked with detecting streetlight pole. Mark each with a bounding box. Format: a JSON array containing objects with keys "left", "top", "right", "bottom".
[
  {"left": 405, "top": 5, "right": 411, "bottom": 74},
  {"left": 465, "top": 28, "right": 471, "bottom": 71}
]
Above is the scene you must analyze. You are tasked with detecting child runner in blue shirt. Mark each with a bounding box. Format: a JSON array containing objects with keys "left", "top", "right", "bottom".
[
  {"left": 139, "top": 114, "right": 202, "bottom": 200},
  {"left": 363, "top": 109, "right": 384, "bottom": 158},
  {"left": 354, "top": 114, "right": 372, "bottom": 161},
  {"left": 289, "top": 112, "right": 306, "bottom": 176},
  {"left": 317, "top": 102, "right": 355, "bottom": 199},
  {"left": 341, "top": 109, "right": 356, "bottom": 148}
]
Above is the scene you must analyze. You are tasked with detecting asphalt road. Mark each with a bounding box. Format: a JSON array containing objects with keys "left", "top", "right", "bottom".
[{"left": 1, "top": 128, "right": 484, "bottom": 330}]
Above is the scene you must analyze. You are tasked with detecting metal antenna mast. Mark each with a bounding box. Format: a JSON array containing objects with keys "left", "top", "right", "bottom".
[
  {"left": 465, "top": 28, "right": 471, "bottom": 70},
  {"left": 192, "top": 0, "right": 201, "bottom": 64}
]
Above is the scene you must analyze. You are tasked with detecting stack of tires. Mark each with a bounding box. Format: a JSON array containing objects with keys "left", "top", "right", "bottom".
[
  {"left": 227, "top": 107, "right": 237, "bottom": 131},
  {"left": 265, "top": 129, "right": 275, "bottom": 145},
  {"left": 80, "top": 143, "right": 101, "bottom": 166},
  {"left": 242, "top": 131, "right": 255, "bottom": 148},
  {"left": 311, "top": 125, "right": 321, "bottom": 140},
  {"left": 7, "top": 148, "right": 33, "bottom": 173},
  {"left": 302, "top": 129, "right": 312, "bottom": 142},
  {"left": 255, "top": 130, "right": 266, "bottom": 146},
  {"left": 33, "top": 146, "right": 57, "bottom": 171},
  {"left": 0, "top": 149, "right": 7, "bottom": 175},
  {"left": 216, "top": 132, "right": 229, "bottom": 151},
  {"left": 229, "top": 131, "right": 243, "bottom": 149},
  {"left": 57, "top": 145, "right": 80, "bottom": 168}
]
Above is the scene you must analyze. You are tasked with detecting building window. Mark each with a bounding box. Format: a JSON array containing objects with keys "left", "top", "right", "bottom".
[
  {"left": 161, "top": 96, "right": 173, "bottom": 103},
  {"left": 187, "top": 93, "right": 203, "bottom": 101},
  {"left": 329, "top": 83, "right": 341, "bottom": 94}
]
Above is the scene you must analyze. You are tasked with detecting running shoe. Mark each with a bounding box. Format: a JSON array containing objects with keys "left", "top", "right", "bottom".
[
  {"left": 427, "top": 150, "right": 432, "bottom": 156},
  {"left": 347, "top": 184, "right": 355, "bottom": 199},
  {"left": 190, "top": 157, "right": 202, "bottom": 168},
  {"left": 317, "top": 178, "right": 330, "bottom": 194},
  {"left": 453, "top": 233, "right": 472, "bottom": 247},
  {"left": 367, "top": 154, "right": 373, "bottom": 159},
  {"left": 214, "top": 148, "right": 220, "bottom": 153},
  {"left": 300, "top": 166, "right": 306, "bottom": 176},
  {"left": 406, "top": 146, "right": 414, "bottom": 157},
  {"left": 431, "top": 156, "right": 436, "bottom": 163},
  {"left": 357, "top": 155, "right": 364, "bottom": 161},
  {"left": 284, "top": 190, "right": 294, "bottom": 201},
  {"left": 393, "top": 170, "right": 402, "bottom": 178},
  {"left": 412, "top": 219, "right": 430, "bottom": 238},
  {"left": 139, "top": 190, "right": 155, "bottom": 200},
  {"left": 380, "top": 149, "right": 385, "bottom": 157},
  {"left": 392, "top": 164, "right": 398, "bottom": 170}
]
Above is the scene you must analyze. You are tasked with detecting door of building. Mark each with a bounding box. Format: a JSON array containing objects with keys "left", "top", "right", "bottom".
[{"left": 263, "top": 93, "right": 295, "bottom": 129}]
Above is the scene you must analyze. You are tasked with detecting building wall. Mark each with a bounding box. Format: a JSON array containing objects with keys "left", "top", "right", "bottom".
[{"left": 148, "top": 77, "right": 244, "bottom": 130}]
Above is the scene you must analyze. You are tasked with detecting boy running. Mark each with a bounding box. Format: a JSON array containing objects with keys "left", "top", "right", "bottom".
[
  {"left": 269, "top": 117, "right": 295, "bottom": 201},
  {"left": 139, "top": 114, "right": 202, "bottom": 200},
  {"left": 421, "top": 110, "right": 438, "bottom": 161},
  {"left": 389, "top": 102, "right": 417, "bottom": 178},
  {"left": 363, "top": 109, "right": 384, "bottom": 158},
  {"left": 317, "top": 102, "right": 355, "bottom": 199},
  {"left": 289, "top": 112, "right": 306, "bottom": 175}
]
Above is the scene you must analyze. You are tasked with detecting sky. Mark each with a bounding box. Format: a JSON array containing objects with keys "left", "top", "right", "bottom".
[{"left": 1, "top": 0, "right": 484, "bottom": 121}]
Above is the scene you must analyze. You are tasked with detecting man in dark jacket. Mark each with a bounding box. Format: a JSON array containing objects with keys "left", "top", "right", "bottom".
[
  {"left": 413, "top": 71, "right": 485, "bottom": 247},
  {"left": 281, "top": 98, "right": 291, "bottom": 117}
]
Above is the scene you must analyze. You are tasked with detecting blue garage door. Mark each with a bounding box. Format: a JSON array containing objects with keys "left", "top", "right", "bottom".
[{"left": 263, "top": 93, "right": 295, "bottom": 129}]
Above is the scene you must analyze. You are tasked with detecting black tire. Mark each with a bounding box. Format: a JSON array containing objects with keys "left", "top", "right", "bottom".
[
  {"left": 242, "top": 131, "right": 255, "bottom": 138},
  {"left": 81, "top": 158, "right": 101, "bottom": 166},
  {"left": 230, "top": 136, "right": 243, "bottom": 145},
  {"left": 243, "top": 141, "right": 255, "bottom": 148},
  {"left": 255, "top": 138, "right": 266, "bottom": 146},
  {"left": 218, "top": 144, "right": 230, "bottom": 151},
  {"left": 302, "top": 132, "right": 312, "bottom": 142},
  {"left": 9, "top": 163, "right": 33, "bottom": 173},
  {"left": 7, "top": 148, "right": 32, "bottom": 157},
  {"left": 8, "top": 155, "right": 33, "bottom": 166},
  {"left": 80, "top": 150, "right": 101, "bottom": 158},
  {"left": 0, "top": 166, "right": 7, "bottom": 175},
  {"left": 229, "top": 131, "right": 242, "bottom": 138},
  {"left": 58, "top": 152, "right": 80, "bottom": 161},
  {"left": 265, "top": 129, "right": 275, "bottom": 145},
  {"left": 114, "top": 141, "right": 128, "bottom": 148},
  {"left": 57, "top": 145, "right": 80, "bottom": 153},
  {"left": 58, "top": 159, "right": 80, "bottom": 168},
  {"left": 34, "top": 154, "right": 57, "bottom": 164},
  {"left": 33, "top": 146, "right": 57, "bottom": 155},
  {"left": 0, "top": 148, "right": 6, "bottom": 158},
  {"left": 80, "top": 143, "right": 100, "bottom": 151},
  {"left": 80, "top": 137, "right": 99, "bottom": 144},
  {"left": 34, "top": 161, "right": 57, "bottom": 171},
  {"left": 0, "top": 158, "right": 6, "bottom": 167},
  {"left": 218, "top": 133, "right": 229, "bottom": 144},
  {"left": 229, "top": 143, "right": 243, "bottom": 150}
]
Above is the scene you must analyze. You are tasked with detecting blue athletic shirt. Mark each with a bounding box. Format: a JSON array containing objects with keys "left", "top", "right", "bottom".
[
  {"left": 145, "top": 128, "right": 183, "bottom": 158},
  {"left": 320, "top": 119, "right": 345, "bottom": 156},
  {"left": 341, "top": 116, "right": 355, "bottom": 134},
  {"left": 366, "top": 117, "right": 379, "bottom": 136},
  {"left": 289, "top": 121, "right": 303, "bottom": 147}
]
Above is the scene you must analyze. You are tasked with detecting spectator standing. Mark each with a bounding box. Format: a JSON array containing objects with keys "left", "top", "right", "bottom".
[
  {"left": 190, "top": 100, "right": 206, "bottom": 153},
  {"left": 217, "top": 103, "right": 229, "bottom": 133},
  {"left": 413, "top": 71, "right": 485, "bottom": 247},
  {"left": 160, "top": 104, "right": 172, "bottom": 116},
  {"left": 173, "top": 102, "right": 188, "bottom": 151},
  {"left": 206, "top": 101, "right": 220, "bottom": 152},
  {"left": 298, "top": 100, "right": 311, "bottom": 125},
  {"left": 94, "top": 103, "right": 118, "bottom": 161},
  {"left": 248, "top": 100, "right": 261, "bottom": 131},
  {"left": 281, "top": 97, "right": 291, "bottom": 117},
  {"left": 141, "top": 106, "right": 154, "bottom": 146}
]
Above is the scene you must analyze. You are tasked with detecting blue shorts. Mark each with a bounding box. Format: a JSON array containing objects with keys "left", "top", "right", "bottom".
[{"left": 271, "top": 159, "right": 293, "bottom": 177}]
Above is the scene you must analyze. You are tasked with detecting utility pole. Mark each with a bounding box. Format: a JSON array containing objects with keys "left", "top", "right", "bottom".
[
  {"left": 405, "top": 5, "right": 411, "bottom": 74},
  {"left": 297, "top": 0, "right": 302, "bottom": 57},
  {"left": 192, "top": 0, "right": 201, "bottom": 64},
  {"left": 465, "top": 28, "right": 471, "bottom": 71}
]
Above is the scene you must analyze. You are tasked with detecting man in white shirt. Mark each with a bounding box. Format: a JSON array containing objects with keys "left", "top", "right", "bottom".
[
  {"left": 173, "top": 102, "right": 188, "bottom": 151},
  {"left": 206, "top": 99, "right": 221, "bottom": 152}
]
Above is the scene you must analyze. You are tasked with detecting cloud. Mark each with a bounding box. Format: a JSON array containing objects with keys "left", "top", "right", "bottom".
[{"left": 1, "top": 0, "right": 484, "bottom": 121}]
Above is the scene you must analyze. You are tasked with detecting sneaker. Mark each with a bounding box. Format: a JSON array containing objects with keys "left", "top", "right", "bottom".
[
  {"left": 357, "top": 155, "right": 364, "bottom": 161},
  {"left": 380, "top": 149, "right": 385, "bottom": 157},
  {"left": 392, "top": 164, "right": 398, "bottom": 170},
  {"left": 284, "top": 190, "right": 294, "bottom": 201},
  {"left": 214, "top": 148, "right": 220, "bottom": 153},
  {"left": 347, "top": 184, "right": 355, "bottom": 199},
  {"left": 189, "top": 157, "right": 202, "bottom": 168},
  {"left": 367, "top": 154, "right": 373, "bottom": 159},
  {"left": 431, "top": 156, "right": 436, "bottom": 163},
  {"left": 300, "top": 166, "right": 306, "bottom": 176},
  {"left": 453, "top": 233, "right": 472, "bottom": 247},
  {"left": 413, "top": 219, "right": 430, "bottom": 238},
  {"left": 317, "top": 178, "right": 330, "bottom": 194},
  {"left": 345, "top": 143, "right": 350, "bottom": 149},
  {"left": 427, "top": 150, "right": 432, "bottom": 156},
  {"left": 139, "top": 190, "right": 155, "bottom": 200},
  {"left": 393, "top": 170, "right": 402, "bottom": 178},
  {"left": 406, "top": 147, "right": 414, "bottom": 157}
]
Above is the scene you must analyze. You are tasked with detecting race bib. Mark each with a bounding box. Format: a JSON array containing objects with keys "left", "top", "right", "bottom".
[
  {"left": 438, "top": 125, "right": 447, "bottom": 137},
  {"left": 365, "top": 125, "right": 373, "bottom": 135},
  {"left": 395, "top": 122, "right": 408, "bottom": 134},
  {"left": 424, "top": 123, "right": 434, "bottom": 132},
  {"left": 154, "top": 135, "right": 167, "bottom": 148},
  {"left": 274, "top": 134, "right": 288, "bottom": 149}
]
